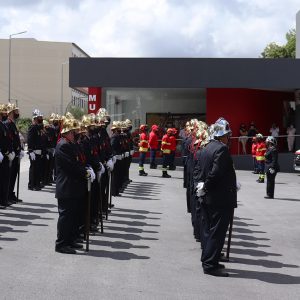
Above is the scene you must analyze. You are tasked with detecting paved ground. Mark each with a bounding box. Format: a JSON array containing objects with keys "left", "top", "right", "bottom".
[{"left": 1, "top": 157, "right": 300, "bottom": 299}]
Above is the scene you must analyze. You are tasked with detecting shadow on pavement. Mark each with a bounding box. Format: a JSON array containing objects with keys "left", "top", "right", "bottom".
[
  {"left": 81, "top": 249, "right": 150, "bottom": 260},
  {"left": 231, "top": 257, "right": 299, "bottom": 269},
  {"left": 20, "top": 202, "right": 56, "bottom": 208},
  {"left": 227, "top": 268, "right": 300, "bottom": 284},
  {"left": 273, "top": 197, "right": 300, "bottom": 202}
]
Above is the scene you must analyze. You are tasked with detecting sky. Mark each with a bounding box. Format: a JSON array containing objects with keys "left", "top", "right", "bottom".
[{"left": 0, "top": 0, "right": 299, "bottom": 58}]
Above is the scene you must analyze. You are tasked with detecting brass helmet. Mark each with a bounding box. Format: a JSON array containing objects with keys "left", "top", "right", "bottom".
[
  {"left": 88, "top": 113, "right": 96, "bottom": 126},
  {"left": 61, "top": 118, "right": 80, "bottom": 134},
  {"left": 7, "top": 103, "right": 19, "bottom": 114},
  {"left": 111, "top": 120, "right": 120, "bottom": 130},
  {"left": 65, "top": 112, "right": 74, "bottom": 120},
  {"left": 0, "top": 104, "right": 9, "bottom": 113},
  {"left": 81, "top": 115, "right": 92, "bottom": 127}
]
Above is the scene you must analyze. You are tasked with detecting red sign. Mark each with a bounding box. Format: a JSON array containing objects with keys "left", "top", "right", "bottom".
[{"left": 88, "top": 87, "right": 102, "bottom": 113}]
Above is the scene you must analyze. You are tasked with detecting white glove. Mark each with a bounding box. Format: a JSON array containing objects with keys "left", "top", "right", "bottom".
[
  {"left": 196, "top": 182, "right": 205, "bottom": 197},
  {"left": 8, "top": 151, "right": 15, "bottom": 161},
  {"left": 107, "top": 159, "right": 114, "bottom": 171},
  {"left": 46, "top": 154, "right": 50, "bottom": 160},
  {"left": 99, "top": 162, "right": 105, "bottom": 175},
  {"left": 130, "top": 150, "right": 135, "bottom": 156},
  {"left": 125, "top": 152, "right": 129, "bottom": 157},
  {"left": 86, "top": 167, "right": 95, "bottom": 183},
  {"left": 19, "top": 150, "right": 25, "bottom": 159},
  {"left": 112, "top": 156, "right": 117, "bottom": 164},
  {"left": 269, "top": 168, "right": 275, "bottom": 174},
  {"left": 236, "top": 181, "right": 242, "bottom": 191},
  {"left": 29, "top": 152, "right": 36, "bottom": 161},
  {"left": 0, "top": 152, "right": 3, "bottom": 163}
]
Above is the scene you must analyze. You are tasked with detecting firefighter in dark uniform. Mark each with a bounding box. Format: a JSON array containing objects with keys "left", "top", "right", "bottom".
[
  {"left": 124, "top": 119, "right": 134, "bottom": 185},
  {"left": 6, "top": 103, "right": 24, "bottom": 203},
  {"left": 0, "top": 104, "right": 14, "bottom": 209},
  {"left": 55, "top": 118, "right": 95, "bottom": 254},
  {"left": 195, "top": 117, "right": 237, "bottom": 277},
  {"left": 119, "top": 121, "right": 129, "bottom": 192},
  {"left": 111, "top": 121, "right": 123, "bottom": 196},
  {"left": 27, "top": 109, "right": 44, "bottom": 191},
  {"left": 97, "top": 109, "right": 114, "bottom": 212},
  {"left": 264, "top": 136, "right": 280, "bottom": 199}
]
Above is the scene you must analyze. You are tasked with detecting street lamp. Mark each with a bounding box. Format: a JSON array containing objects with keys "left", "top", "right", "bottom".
[
  {"left": 60, "top": 61, "right": 69, "bottom": 115},
  {"left": 8, "top": 30, "right": 27, "bottom": 102}
]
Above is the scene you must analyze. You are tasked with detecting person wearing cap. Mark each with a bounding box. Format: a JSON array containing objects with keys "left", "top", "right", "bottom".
[
  {"left": 55, "top": 118, "right": 94, "bottom": 254},
  {"left": 27, "top": 109, "right": 44, "bottom": 191},
  {"left": 195, "top": 117, "right": 237, "bottom": 277},
  {"left": 138, "top": 124, "right": 149, "bottom": 176},
  {"left": 264, "top": 136, "right": 280, "bottom": 199},
  {"left": 160, "top": 128, "right": 172, "bottom": 178},
  {"left": 149, "top": 124, "right": 159, "bottom": 169},
  {"left": 6, "top": 103, "right": 24, "bottom": 203},
  {"left": 255, "top": 133, "right": 267, "bottom": 183},
  {"left": 0, "top": 104, "right": 14, "bottom": 209}
]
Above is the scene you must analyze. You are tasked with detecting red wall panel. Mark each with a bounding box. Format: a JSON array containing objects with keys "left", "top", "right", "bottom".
[{"left": 206, "top": 88, "right": 293, "bottom": 154}]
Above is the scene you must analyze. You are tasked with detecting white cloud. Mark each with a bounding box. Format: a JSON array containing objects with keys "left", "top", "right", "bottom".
[{"left": 0, "top": 0, "right": 299, "bottom": 57}]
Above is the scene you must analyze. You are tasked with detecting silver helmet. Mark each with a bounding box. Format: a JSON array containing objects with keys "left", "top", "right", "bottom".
[
  {"left": 213, "top": 117, "right": 232, "bottom": 137},
  {"left": 32, "top": 109, "right": 43, "bottom": 118},
  {"left": 266, "top": 136, "right": 277, "bottom": 145}
]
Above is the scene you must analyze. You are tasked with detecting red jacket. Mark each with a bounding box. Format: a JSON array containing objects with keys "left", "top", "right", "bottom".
[
  {"left": 256, "top": 141, "right": 266, "bottom": 161},
  {"left": 149, "top": 131, "right": 159, "bottom": 149},
  {"left": 161, "top": 134, "right": 172, "bottom": 154},
  {"left": 139, "top": 132, "right": 149, "bottom": 152},
  {"left": 169, "top": 135, "right": 177, "bottom": 151}
]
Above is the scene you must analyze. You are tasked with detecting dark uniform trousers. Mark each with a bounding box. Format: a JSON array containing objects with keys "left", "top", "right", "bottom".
[
  {"left": 112, "top": 160, "right": 122, "bottom": 196},
  {"left": 201, "top": 204, "right": 232, "bottom": 271},
  {"left": 8, "top": 155, "right": 19, "bottom": 200},
  {"left": 266, "top": 171, "right": 276, "bottom": 197},
  {"left": 0, "top": 157, "right": 10, "bottom": 206},
  {"left": 101, "top": 168, "right": 110, "bottom": 212},
  {"left": 56, "top": 197, "right": 83, "bottom": 248},
  {"left": 29, "top": 154, "right": 42, "bottom": 189}
]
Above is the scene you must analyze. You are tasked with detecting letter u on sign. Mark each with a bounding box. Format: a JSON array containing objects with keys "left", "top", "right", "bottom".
[{"left": 89, "top": 104, "right": 96, "bottom": 111}]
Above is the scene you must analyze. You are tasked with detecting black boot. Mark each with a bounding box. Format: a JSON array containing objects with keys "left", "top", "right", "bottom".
[
  {"left": 162, "top": 171, "right": 171, "bottom": 178},
  {"left": 139, "top": 170, "right": 148, "bottom": 176}
]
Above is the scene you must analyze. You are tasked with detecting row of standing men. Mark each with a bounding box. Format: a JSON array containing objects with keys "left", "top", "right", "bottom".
[{"left": 0, "top": 103, "right": 24, "bottom": 209}]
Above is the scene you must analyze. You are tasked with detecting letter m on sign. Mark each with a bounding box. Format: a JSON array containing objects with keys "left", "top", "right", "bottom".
[{"left": 88, "top": 87, "right": 102, "bottom": 113}]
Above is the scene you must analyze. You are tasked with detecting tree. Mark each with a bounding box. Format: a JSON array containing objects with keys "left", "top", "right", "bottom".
[
  {"left": 67, "top": 105, "right": 87, "bottom": 120},
  {"left": 261, "top": 29, "right": 296, "bottom": 58}
]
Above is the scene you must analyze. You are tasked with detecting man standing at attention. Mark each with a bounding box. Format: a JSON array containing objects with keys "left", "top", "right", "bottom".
[{"left": 195, "top": 117, "right": 237, "bottom": 277}]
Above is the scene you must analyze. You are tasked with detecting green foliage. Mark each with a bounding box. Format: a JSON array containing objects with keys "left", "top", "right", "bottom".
[
  {"left": 67, "top": 105, "right": 87, "bottom": 120},
  {"left": 261, "top": 29, "right": 296, "bottom": 58},
  {"left": 16, "top": 117, "right": 32, "bottom": 134}
]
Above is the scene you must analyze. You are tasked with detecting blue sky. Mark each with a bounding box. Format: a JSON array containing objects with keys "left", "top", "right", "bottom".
[{"left": 0, "top": 0, "right": 299, "bottom": 57}]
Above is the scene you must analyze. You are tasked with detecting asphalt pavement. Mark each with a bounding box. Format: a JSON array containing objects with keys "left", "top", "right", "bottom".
[{"left": 1, "top": 157, "right": 300, "bottom": 299}]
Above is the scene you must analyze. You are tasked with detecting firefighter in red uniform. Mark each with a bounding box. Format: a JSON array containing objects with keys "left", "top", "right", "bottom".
[
  {"left": 168, "top": 128, "right": 177, "bottom": 170},
  {"left": 251, "top": 137, "right": 258, "bottom": 174},
  {"left": 255, "top": 133, "right": 267, "bottom": 183},
  {"left": 149, "top": 124, "right": 159, "bottom": 169},
  {"left": 161, "top": 128, "right": 172, "bottom": 178},
  {"left": 138, "top": 124, "right": 149, "bottom": 176}
]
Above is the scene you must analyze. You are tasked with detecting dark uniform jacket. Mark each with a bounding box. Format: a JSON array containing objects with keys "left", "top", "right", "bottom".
[
  {"left": 265, "top": 146, "right": 280, "bottom": 172},
  {"left": 6, "top": 119, "right": 21, "bottom": 154},
  {"left": 55, "top": 138, "right": 87, "bottom": 199},
  {"left": 99, "top": 128, "right": 113, "bottom": 162},
  {"left": 111, "top": 132, "right": 122, "bottom": 155},
  {"left": 194, "top": 139, "right": 237, "bottom": 209},
  {"left": 0, "top": 121, "right": 12, "bottom": 155},
  {"left": 27, "top": 124, "right": 43, "bottom": 152}
]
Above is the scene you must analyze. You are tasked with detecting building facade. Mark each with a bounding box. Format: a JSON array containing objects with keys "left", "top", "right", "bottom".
[{"left": 0, "top": 38, "right": 89, "bottom": 118}]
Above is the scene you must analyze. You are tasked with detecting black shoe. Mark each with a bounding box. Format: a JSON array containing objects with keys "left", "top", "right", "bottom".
[
  {"left": 162, "top": 172, "right": 171, "bottom": 178},
  {"left": 90, "top": 225, "right": 99, "bottom": 232},
  {"left": 75, "top": 238, "right": 84, "bottom": 244},
  {"left": 55, "top": 246, "right": 77, "bottom": 254},
  {"left": 204, "top": 269, "right": 229, "bottom": 277},
  {"left": 28, "top": 186, "right": 33, "bottom": 191},
  {"left": 33, "top": 187, "right": 41, "bottom": 191},
  {"left": 139, "top": 172, "right": 148, "bottom": 176},
  {"left": 109, "top": 204, "right": 115, "bottom": 208},
  {"left": 256, "top": 179, "right": 264, "bottom": 183},
  {"left": 0, "top": 205, "right": 6, "bottom": 210},
  {"left": 217, "top": 263, "right": 225, "bottom": 269},
  {"left": 264, "top": 195, "right": 274, "bottom": 199},
  {"left": 17, "top": 199, "right": 23, "bottom": 203},
  {"left": 70, "top": 243, "right": 83, "bottom": 249},
  {"left": 220, "top": 257, "right": 230, "bottom": 262}
]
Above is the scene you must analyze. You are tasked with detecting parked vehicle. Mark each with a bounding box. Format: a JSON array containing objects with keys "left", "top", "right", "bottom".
[{"left": 294, "top": 149, "right": 300, "bottom": 172}]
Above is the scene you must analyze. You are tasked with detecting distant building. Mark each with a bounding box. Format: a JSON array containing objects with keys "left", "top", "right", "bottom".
[{"left": 0, "top": 38, "right": 89, "bottom": 118}]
